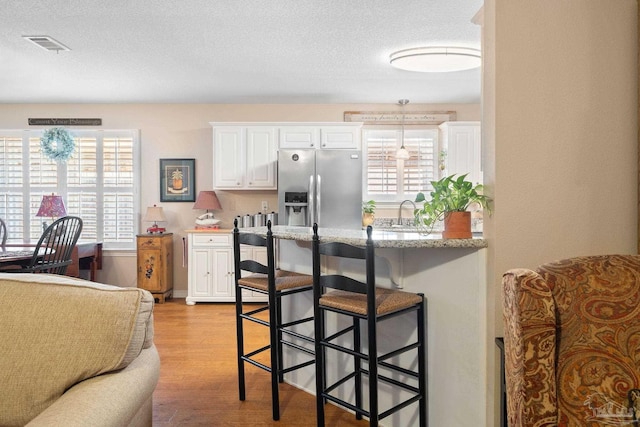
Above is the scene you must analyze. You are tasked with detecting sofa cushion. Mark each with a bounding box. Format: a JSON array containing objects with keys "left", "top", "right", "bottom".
[{"left": 0, "top": 273, "right": 154, "bottom": 426}]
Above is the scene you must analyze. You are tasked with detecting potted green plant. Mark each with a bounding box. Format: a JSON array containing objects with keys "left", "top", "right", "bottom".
[
  {"left": 414, "top": 174, "right": 491, "bottom": 238},
  {"left": 362, "top": 200, "right": 376, "bottom": 227}
]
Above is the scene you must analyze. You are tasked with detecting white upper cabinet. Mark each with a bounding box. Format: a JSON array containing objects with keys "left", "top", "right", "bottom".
[
  {"left": 213, "top": 126, "right": 244, "bottom": 189},
  {"left": 320, "top": 126, "right": 360, "bottom": 149},
  {"left": 212, "top": 124, "right": 277, "bottom": 190},
  {"left": 278, "top": 123, "right": 361, "bottom": 150},
  {"left": 439, "top": 121, "right": 482, "bottom": 185},
  {"left": 212, "top": 122, "right": 362, "bottom": 190},
  {"left": 245, "top": 127, "right": 277, "bottom": 188},
  {"left": 279, "top": 126, "right": 320, "bottom": 149}
]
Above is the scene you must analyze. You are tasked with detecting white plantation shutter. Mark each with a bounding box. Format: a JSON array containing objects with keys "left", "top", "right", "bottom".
[
  {"left": 402, "top": 129, "right": 438, "bottom": 194},
  {"left": 0, "top": 129, "right": 140, "bottom": 248},
  {"left": 29, "top": 137, "right": 58, "bottom": 187},
  {"left": 366, "top": 130, "right": 399, "bottom": 195},
  {"left": 67, "top": 135, "right": 99, "bottom": 241},
  {"left": 363, "top": 127, "right": 438, "bottom": 202},
  {"left": 102, "top": 135, "right": 136, "bottom": 246},
  {"left": 0, "top": 133, "right": 26, "bottom": 239}
]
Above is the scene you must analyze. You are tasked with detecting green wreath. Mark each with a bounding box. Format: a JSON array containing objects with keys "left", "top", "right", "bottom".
[{"left": 40, "top": 127, "right": 75, "bottom": 162}]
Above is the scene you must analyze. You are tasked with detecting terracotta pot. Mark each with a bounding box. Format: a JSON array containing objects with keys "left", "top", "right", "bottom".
[
  {"left": 442, "top": 211, "right": 472, "bottom": 239},
  {"left": 362, "top": 212, "right": 375, "bottom": 227}
]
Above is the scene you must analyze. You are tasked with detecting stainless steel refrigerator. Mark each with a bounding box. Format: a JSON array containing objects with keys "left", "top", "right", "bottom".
[{"left": 278, "top": 149, "right": 362, "bottom": 229}]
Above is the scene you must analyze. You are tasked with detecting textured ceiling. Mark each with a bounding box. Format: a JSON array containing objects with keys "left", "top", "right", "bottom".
[{"left": 1, "top": 0, "right": 483, "bottom": 104}]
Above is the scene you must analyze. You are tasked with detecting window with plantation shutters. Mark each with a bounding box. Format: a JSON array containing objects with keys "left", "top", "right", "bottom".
[
  {"left": 363, "top": 127, "right": 439, "bottom": 203},
  {"left": 0, "top": 129, "right": 140, "bottom": 249}
]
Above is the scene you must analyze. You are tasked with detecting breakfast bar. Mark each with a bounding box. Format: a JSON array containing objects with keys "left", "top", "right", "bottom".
[{"left": 241, "top": 225, "right": 490, "bottom": 427}]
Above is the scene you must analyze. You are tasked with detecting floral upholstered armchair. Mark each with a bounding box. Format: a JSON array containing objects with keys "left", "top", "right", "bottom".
[{"left": 502, "top": 255, "right": 640, "bottom": 427}]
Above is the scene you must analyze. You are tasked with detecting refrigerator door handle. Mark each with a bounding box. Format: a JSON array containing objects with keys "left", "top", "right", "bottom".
[
  {"left": 309, "top": 174, "right": 315, "bottom": 226},
  {"left": 316, "top": 174, "right": 321, "bottom": 226}
]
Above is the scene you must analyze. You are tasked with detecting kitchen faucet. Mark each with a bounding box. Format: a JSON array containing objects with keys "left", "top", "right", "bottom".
[{"left": 397, "top": 199, "right": 417, "bottom": 226}]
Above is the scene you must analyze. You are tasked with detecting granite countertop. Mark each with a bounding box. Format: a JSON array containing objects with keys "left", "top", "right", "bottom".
[{"left": 239, "top": 225, "right": 487, "bottom": 249}]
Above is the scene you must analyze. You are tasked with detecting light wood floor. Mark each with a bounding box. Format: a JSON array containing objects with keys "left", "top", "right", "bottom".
[{"left": 152, "top": 298, "right": 368, "bottom": 426}]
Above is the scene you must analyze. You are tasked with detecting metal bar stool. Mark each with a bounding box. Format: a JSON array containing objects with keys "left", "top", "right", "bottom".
[
  {"left": 233, "top": 219, "right": 315, "bottom": 421},
  {"left": 312, "top": 224, "right": 427, "bottom": 427}
]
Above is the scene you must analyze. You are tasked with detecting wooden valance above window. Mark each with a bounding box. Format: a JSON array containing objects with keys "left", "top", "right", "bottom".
[{"left": 344, "top": 111, "right": 456, "bottom": 125}]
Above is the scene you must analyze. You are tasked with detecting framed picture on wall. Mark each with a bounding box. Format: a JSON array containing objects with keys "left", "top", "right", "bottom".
[{"left": 160, "top": 158, "right": 196, "bottom": 202}]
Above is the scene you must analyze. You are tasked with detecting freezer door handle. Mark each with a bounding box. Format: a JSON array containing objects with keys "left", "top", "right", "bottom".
[
  {"left": 309, "top": 174, "right": 315, "bottom": 225},
  {"left": 316, "top": 174, "right": 321, "bottom": 226}
]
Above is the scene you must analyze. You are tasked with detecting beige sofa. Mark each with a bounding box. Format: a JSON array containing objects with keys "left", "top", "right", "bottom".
[{"left": 0, "top": 273, "right": 160, "bottom": 427}]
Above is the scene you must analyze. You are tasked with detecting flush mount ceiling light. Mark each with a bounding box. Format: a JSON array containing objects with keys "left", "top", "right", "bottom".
[{"left": 389, "top": 46, "right": 481, "bottom": 73}]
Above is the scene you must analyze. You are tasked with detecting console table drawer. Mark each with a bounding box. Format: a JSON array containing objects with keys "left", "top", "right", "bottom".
[{"left": 192, "top": 234, "right": 231, "bottom": 247}]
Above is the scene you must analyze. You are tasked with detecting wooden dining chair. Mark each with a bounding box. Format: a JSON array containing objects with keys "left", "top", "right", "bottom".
[{"left": 5, "top": 216, "right": 83, "bottom": 275}]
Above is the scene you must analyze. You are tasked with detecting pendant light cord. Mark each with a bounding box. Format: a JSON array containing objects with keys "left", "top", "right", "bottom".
[{"left": 397, "top": 99, "right": 411, "bottom": 160}]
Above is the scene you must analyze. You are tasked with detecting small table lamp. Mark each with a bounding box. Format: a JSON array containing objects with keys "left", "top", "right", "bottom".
[
  {"left": 143, "top": 205, "right": 167, "bottom": 234},
  {"left": 36, "top": 194, "right": 67, "bottom": 231},
  {"left": 193, "top": 191, "right": 222, "bottom": 229}
]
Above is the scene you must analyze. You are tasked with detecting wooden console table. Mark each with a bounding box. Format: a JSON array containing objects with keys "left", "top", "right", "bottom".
[{"left": 66, "top": 242, "right": 103, "bottom": 281}]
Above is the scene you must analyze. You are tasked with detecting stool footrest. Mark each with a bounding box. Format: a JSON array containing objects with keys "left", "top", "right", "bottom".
[
  {"left": 282, "top": 339, "right": 314, "bottom": 357},
  {"left": 243, "top": 344, "right": 270, "bottom": 361},
  {"left": 321, "top": 392, "right": 369, "bottom": 419},
  {"left": 241, "top": 355, "right": 271, "bottom": 373},
  {"left": 280, "top": 327, "right": 314, "bottom": 344},
  {"left": 379, "top": 394, "right": 423, "bottom": 420},
  {"left": 281, "top": 358, "right": 315, "bottom": 375},
  {"left": 240, "top": 312, "right": 270, "bottom": 327}
]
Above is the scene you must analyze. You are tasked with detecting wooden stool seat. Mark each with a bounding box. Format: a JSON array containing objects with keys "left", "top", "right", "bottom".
[
  {"left": 320, "top": 287, "right": 423, "bottom": 316},
  {"left": 239, "top": 270, "right": 313, "bottom": 292}
]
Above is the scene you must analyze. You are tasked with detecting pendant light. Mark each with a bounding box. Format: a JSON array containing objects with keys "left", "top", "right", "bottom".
[{"left": 396, "top": 99, "right": 411, "bottom": 160}]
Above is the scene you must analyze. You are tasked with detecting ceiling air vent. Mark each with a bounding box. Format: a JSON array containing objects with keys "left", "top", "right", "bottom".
[{"left": 22, "top": 35, "right": 70, "bottom": 53}]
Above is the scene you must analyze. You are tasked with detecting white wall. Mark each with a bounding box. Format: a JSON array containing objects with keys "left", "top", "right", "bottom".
[
  {"left": 483, "top": 1, "right": 637, "bottom": 425},
  {"left": 0, "top": 103, "right": 480, "bottom": 291}
]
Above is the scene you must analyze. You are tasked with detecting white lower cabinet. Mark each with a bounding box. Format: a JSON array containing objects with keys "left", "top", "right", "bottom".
[{"left": 186, "top": 232, "right": 267, "bottom": 304}]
